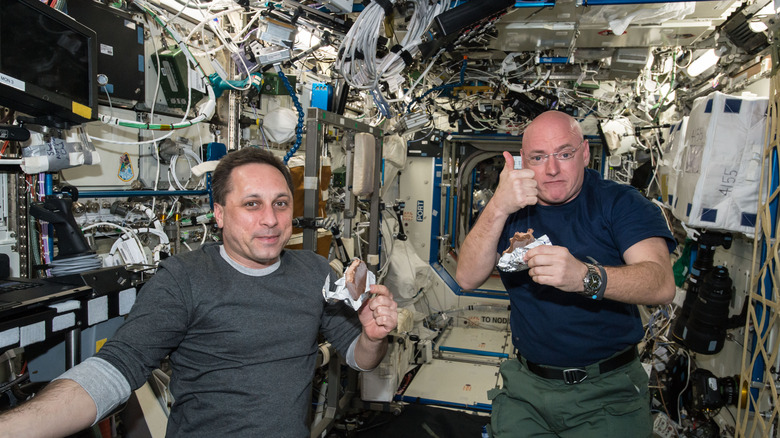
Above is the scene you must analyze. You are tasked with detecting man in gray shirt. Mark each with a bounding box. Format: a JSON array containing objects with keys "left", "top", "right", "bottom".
[{"left": 0, "top": 147, "right": 398, "bottom": 437}]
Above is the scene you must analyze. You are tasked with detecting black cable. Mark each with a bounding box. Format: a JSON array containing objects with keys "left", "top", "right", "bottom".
[{"left": 0, "top": 371, "right": 29, "bottom": 395}]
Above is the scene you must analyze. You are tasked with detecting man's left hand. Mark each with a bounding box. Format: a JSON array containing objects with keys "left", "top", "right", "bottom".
[{"left": 358, "top": 284, "right": 398, "bottom": 341}]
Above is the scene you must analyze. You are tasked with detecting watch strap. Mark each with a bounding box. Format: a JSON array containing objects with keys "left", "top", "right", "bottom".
[{"left": 591, "top": 262, "right": 606, "bottom": 300}]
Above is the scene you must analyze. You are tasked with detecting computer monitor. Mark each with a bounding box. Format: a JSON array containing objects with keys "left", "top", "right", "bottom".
[{"left": 0, "top": 0, "right": 98, "bottom": 128}]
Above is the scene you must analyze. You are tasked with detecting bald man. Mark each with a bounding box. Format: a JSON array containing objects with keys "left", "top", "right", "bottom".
[{"left": 457, "top": 111, "right": 675, "bottom": 438}]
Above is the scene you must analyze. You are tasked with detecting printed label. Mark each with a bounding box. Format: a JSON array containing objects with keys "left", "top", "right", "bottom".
[{"left": 0, "top": 73, "right": 24, "bottom": 91}]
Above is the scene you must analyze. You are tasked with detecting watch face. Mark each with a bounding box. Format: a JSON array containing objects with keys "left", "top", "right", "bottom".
[{"left": 584, "top": 266, "right": 602, "bottom": 293}]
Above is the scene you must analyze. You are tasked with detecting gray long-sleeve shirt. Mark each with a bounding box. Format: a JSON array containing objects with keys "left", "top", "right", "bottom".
[{"left": 62, "top": 244, "right": 362, "bottom": 437}]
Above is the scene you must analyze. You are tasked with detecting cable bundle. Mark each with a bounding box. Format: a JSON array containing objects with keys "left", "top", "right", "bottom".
[
  {"left": 168, "top": 148, "right": 205, "bottom": 190},
  {"left": 49, "top": 253, "right": 103, "bottom": 277},
  {"left": 378, "top": 0, "right": 449, "bottom": 89},
  {"left": 336, "top": 0, "right": 450, "bottom": 92},
  {"left": 336, "top": 1, "right": 388, "bottom": 90}
]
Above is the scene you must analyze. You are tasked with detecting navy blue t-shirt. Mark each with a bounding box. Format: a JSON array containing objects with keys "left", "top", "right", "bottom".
[{"left": 498, "top": 169, "right": 675, "bottom": 367}]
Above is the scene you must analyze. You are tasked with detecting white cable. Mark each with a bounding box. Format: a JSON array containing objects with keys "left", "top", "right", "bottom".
[
  {"left": 109, "top": 233, "right": 148, "bottom": 265},
  {"left": 107, "top": 226, "right": 170, "bottom": 266},
  {"left": 405, "top": 48, "right": 444, "bottom": 102},
  {"left": 135, "top": 227, "right": 170, "bottom": 245},
  {"left": 141, "top": 11, "right": 202, "bottom": 202},
  {"left": 168, "top": 148, "right": 204, "bottom": 190},
  {"left": 150, "top": 140, "right": 162, "bottom": 215},
  {"left": 376, "top": 211, "right": 396, "bottom": 283},
  {"left": 152, "top": 243, "right": 171, "bottom": 266},
  {"left": 379, "top": 0, "right": 448, "bottom": 85},
  {"left": 500, "top": 52, "right": 534, "bottom": 75},
  {"left": 82, "top": 222, "right": 145, "bottom": 256},
  {"left": 87, "top": 131, "right": 176, "bottom": 145},
  {"left": 233, "top": 10, "right": 265, "bottom": 45},
  {"left": 49, "top": 254, "right": 103, "bottom": 276},
  {"left": 99, "top": 0, "right": 208, "bottom": 131},
  {"left": 676, "top": 349, "right": 692, "bottom": 426},
  {"left": 138, "top": 228, "right": 171, "bottom": 263},
  {"left": 193, "top": 10, "right": 253, "bottom": 82},
  {"left": 183, "top": 5, "right": 245, "bottom": 46},
  {"left": 504, "top": 67, "right": 552, "bottom": 94},
  {"left": 337, "top": 1, "right": 450, "bottom": 95},
  {"left": 336, "top": 2, "right": 384, "bottom": 90},
  {"left": 138, "top": 205, "right": 165, "bottom": 232},
  {"left": 167, "top": 198, "right": 179, "bottom": 219},
  {"left": 145, "top": 13, "right": 163, "bottom": 122}
]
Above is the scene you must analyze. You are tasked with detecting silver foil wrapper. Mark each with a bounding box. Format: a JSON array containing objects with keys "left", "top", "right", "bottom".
[
  {"left": 326, "top": 270, "right": 377, "bottom": 311},
  {"left": 497, "top": 234, "right": 552, "bottom": 272}
]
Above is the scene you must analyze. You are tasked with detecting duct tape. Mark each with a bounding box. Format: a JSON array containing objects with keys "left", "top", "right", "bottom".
[{"left": 303, "top": 176, "right": 318, "bottom": 190}]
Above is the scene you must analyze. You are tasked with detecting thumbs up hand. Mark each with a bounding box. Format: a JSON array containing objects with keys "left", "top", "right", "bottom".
[{"left": 492, "top": 151, "right": 538, "bottom": 216}]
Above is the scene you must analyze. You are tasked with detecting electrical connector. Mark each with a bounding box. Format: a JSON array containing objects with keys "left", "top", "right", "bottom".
[{"left": 389, "top": 112, "right": 430, "bottom": 135}]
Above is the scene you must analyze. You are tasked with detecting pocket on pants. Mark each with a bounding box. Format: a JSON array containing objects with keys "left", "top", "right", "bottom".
[
  {"left": 488, "top": 387, "right": 511, "bottom": 437},
  {"left": 600, "top": 365, "right": 652, "bottom": 437},
  {"left": 602, "top": 390, "right": 645, "bottom": 416},
  {"left": 488, "top": 383, "right": 535, "bottom": 437}
]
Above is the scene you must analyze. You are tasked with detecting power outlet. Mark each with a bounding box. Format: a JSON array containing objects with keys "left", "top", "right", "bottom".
[{"left": 652, "top": 413, "right": 678, "bottom": 438}]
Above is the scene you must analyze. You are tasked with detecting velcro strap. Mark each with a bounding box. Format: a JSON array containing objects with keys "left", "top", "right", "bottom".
[
  {"left": 390, "top": 44, "right": 413, "bottom": 65},
  {"left": 399, "top": 49, "right": 413, "bottom": 66},
  {"left": 372, "top": 0, "right": 393, "bottom": 16}
]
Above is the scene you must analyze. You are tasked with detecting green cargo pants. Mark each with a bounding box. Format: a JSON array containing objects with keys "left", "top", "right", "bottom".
[{"left": 487, "top": 353, "right": 652, "bottom": 438}]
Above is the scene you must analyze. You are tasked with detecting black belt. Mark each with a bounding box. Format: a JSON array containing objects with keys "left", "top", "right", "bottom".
[{"left": 522, "top": 347, "right": 637, "bottom": 385}]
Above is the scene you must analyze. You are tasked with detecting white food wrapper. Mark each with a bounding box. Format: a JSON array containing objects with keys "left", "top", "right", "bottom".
[
  {"left": 497, "top": 234, "right": 552, "bottom": 272},
  {"left": 326, "top": 270, "right": 377, "bottom": 311}
]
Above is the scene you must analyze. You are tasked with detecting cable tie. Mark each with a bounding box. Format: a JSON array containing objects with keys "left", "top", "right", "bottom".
[
  {"left": 399, "top": 49, "right": 413, "bottom": 66},
  {"left": 372, "top": 0, "right": 393, "bottom": 16}
]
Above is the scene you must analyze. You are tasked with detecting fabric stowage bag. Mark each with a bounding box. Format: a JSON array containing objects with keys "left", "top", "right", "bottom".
[
  {"left": 658, "top": 116, "right": 687, "bottom": 211},
  {"left": 673, "top": 91, "right": 768, "bottom": 235}
]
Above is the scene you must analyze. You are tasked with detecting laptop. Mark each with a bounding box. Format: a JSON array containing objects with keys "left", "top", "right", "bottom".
[{"left": 0, "top": 276, "right": 90, "bottom": 318}]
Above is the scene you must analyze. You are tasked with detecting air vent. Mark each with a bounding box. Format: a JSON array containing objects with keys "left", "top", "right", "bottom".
[{"left": 721, "top": 7, "right": 769, "bottom": 55}]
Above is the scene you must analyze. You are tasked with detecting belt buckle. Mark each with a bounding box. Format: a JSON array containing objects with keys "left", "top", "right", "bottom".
[{"left": 563, "top": 368, "right": 587, "bottom": 385}]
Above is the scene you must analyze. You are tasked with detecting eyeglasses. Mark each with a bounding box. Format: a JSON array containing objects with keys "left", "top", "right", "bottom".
[{"left": 524, "top": 139, "right": 585, "bottom": 166}]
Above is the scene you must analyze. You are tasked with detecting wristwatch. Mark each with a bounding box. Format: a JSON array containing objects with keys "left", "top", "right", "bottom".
[{"left": 582, "top": 262, "right": 606, "bottom": 300}]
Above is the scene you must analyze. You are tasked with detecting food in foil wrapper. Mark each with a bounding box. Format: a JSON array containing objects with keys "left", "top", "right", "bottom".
[
  {"left": 504, "top": 229, "right": 535, "bottom": 254},
  {"left": 497, "top": 233, "right": 552, "bottom": 272},
  {"left": 345, "top": 258, "right": 368, "bottom": 300},
  {"left": 324, "top": 258, "right": 376, "bottom": 311}
]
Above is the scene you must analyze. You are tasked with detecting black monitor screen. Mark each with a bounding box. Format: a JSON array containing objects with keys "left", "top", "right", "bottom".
[{"left": 0, "top": 0, "right": 97, "bottom": 126}]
